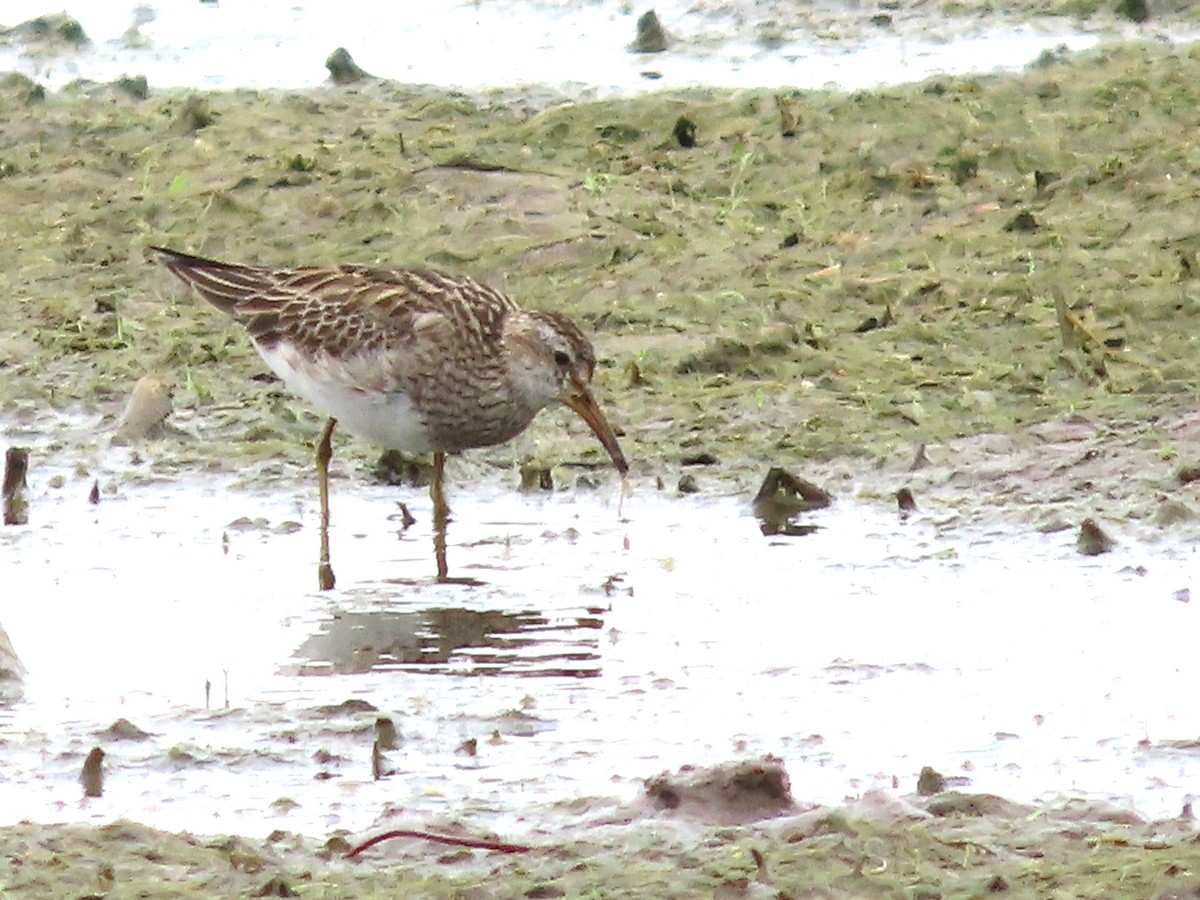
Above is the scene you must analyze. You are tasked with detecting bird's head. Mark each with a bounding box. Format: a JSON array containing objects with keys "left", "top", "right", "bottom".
[{"left": 506, "top": 311, "right": 628, "bottom": 474}]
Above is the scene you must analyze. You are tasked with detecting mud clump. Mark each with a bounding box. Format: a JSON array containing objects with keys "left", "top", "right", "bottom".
[
  {"left": 0, "top": 622, "right": 24, "bottom": 704},
  {"left": 98, "top": 718, "right": 153, "bottom": 742},
  {"left": 253, "top": 875, "right": 299, "bottom": 897},
  {"left": 752, "top": 467, "right": 829, "bottom": 536},
  {"left": 113, "top": 75, "right": 150, "bottom": 101},
  {"left": 2, "top": 447, "right": 29, "bottom": 526},
  {"left": 0, "top": 72, "right": 45, "bottom": 105},
  {"left": 922, "top": 791, "right": 1033, "bottom": 818},
  {"left": 170, "top": 94, "right": 215, "bottom": 134},
  {"left": 630, "top": 10, "right": 669, "bottom": 53},
  {"left": 644, "top": 757, "right": 796, "bottom": 823},
  {"left": 1152, "top": 498, "right": 1193, "bottom": 526},
  {"left": 0, "top": 14, "right": 89, "bottom": 49},
  {"left": 1117, "top": 0, "right": 1150, "bottom": 22},
  {"left": 676, "top": 326, "right": 799, "bottom": 377},
  {"left": 81, "top": 747, "right": 105, "bottom": 798},
  {"left": 916, "top": 765, "right": 945, "bottom": 795},
  {"left": 325, "top": 47, "right": 371, "bottom": 85},
  {"left": 372, "top": 451, "right": 430, "bottom": 487},
  {"left": 1077, "top": 517, "right": 1116, "bottom": 555},
  {"left": 113, "top": 374, "right": 173, "bottom": 444},
  {"left": 519, "top": 463, "right": 554, "bottom": 492},
  {"left": 672, "top": 115, "right": 697, "bottom": 148},
  {"left": 313, "top": 699, "right": 378, "bottom": 717}
]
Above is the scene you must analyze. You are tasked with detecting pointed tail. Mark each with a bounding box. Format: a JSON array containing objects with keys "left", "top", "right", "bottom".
[{"left": 151, "top": 245, "right": 270, "bottom": 314}]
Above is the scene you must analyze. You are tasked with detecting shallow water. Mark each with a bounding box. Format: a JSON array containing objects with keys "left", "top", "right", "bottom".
[
  {"left": 0, "top": 0, "right": 1116, "bottom": 94},
  {"left": 1, "top": 419, "right": 1197, "bottom": 839}
]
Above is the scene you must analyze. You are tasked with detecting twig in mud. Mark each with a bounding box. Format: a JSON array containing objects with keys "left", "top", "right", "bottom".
[
  {"left": 81, "top": 746, "right": 105, "bottom": 797},
  {"left": 345, "top": 830, "right": 533, "bottom": 859},
  {"left": 371, "top": 740, "right": 387, "bottom": 781},
  {"left": 1051, "top": 286, "right": 1167, "bottom": 381},
  {"left": 935, "top": 837, "right": 1000, "bottom": 857},
  {"left": 1053, "top": 287, "right": 1105, "bottom": 352},
  {"left": 3, "top": 447, "right": 29, "bottom": 526}
]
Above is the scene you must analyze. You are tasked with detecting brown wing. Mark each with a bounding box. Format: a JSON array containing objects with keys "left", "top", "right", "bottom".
[{"left": 151, "top": 246, "right": 517, "bottom": 358}]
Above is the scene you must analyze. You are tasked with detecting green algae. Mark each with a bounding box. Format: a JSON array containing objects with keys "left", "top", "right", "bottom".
[
  {"left": 5, "top": 34, "right": 1200, "bottom": 898},
  {"left": 0, "top": 807, "right": 1197, "bottom": 898},
  {"left": 0, "top": 13, "right": 89, "bottom": 49},
  {"left": 4, "top": 43, "right": 1200, "bottom": 485}
]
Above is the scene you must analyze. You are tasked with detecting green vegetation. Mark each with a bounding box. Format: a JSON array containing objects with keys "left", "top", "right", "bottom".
[
  {"left": 0, "top": 808, "right": 1196, "bottom": 898},
  {"left": 3, "top": 44, "right": 1200, "bottom": 483},
  {"left": 3, "top": 33, "right": 1200, "bottom": 898}
]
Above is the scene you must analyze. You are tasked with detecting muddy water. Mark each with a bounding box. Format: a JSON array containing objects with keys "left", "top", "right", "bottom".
[{"left": 1, "top": 418, "right": 1196, "bottom": 841}]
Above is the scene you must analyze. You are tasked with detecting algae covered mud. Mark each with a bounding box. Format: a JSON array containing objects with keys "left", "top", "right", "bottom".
[
  {"left": 4, "top": 4, "right": 1200, "bottom": 896},
  {"left": 5, "top": 21, "right": 1200, "bottom": 475}
]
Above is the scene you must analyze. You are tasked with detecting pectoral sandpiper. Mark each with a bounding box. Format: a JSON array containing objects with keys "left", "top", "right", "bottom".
[{"left": 152, "top": 246, "right": 628, "bottom": 589}]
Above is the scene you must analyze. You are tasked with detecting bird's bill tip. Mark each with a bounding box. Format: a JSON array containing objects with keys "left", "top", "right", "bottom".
[{"left": 564, "top": 389, "right": 628, "bottom": 475}]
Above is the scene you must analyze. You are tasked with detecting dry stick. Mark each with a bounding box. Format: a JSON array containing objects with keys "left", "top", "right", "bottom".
[
  {"left": 1052, "top": 287, "right": 1158, "bottom": 380},
  {"left": 1052, "top": 286, "right": 1117, "bottom": 377},
  {"left": 81, "top": 747, "right": 105, "bottom": 798},
  {"left": 371, "top": 740, "right": 385, "bottom": 781},
  {"left": 317, "top": 417, "right": 337, "bottom": 591},
  {"left": 1053, "top": 287, "right": 1107, "bottom": 354},
  {"left": 345, "top": 830, "right": 532, "bottom": 859},
  {"left": 2, "top": 447, "right": 29, "bottom": 526}
]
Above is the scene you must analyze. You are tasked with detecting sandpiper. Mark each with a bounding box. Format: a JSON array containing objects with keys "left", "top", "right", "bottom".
[{"left": 152, "top": 246, "right": 628, "bottom": 589}]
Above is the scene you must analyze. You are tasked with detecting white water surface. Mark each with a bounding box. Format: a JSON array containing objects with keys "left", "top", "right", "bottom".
[
  {"left": 2, "top": 0, "right": 1199, "bottom": 843},
  {"left": 0, "top": 412, "right": 1197, "bottom": 838},
  {"left": 0, "top": 0, "right": 1146, "bottom": 94}
]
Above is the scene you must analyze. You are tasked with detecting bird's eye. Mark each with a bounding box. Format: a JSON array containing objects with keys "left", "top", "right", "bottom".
[{"left": 553, "top": 350, "right": 571, "bottom": 369}]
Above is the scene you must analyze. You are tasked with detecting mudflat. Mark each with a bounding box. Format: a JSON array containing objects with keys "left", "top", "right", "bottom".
[{"left": 3, "top": 17, "right": 1200, "bottom": 899}]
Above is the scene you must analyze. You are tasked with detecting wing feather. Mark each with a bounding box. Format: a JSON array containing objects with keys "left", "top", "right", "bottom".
[{"left": 152, "top": 246, "right": 516, "bottom": 359}]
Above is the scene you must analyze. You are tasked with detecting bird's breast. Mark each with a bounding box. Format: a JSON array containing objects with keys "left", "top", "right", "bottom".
[{"left": 256, "top": 341, "right": 437, "bottom": 452}]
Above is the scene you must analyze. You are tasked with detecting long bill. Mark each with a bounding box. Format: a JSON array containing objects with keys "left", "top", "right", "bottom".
[{"left": 563, "top": 386, "right": 628, "bottom": 475}]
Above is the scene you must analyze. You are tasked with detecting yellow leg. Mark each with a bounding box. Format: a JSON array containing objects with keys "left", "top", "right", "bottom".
[
  {"left": 317, "top": 418, "right": 337, "bottom": 591},
  {"left": 431, "top": 451, "right": 449, "bottom": 582}
]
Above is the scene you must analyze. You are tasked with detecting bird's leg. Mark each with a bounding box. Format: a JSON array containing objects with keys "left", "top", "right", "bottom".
[
  {"left": 431, "top": 451, "right": 450, "bottom": 582},
  {"left": 317, "top": 417, "right": 337, "bottom": 591}
]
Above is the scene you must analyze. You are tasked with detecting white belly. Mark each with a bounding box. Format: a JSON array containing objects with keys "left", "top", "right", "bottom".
[{"left": 257, "top": 342, "right": 435, "bottom": 452}]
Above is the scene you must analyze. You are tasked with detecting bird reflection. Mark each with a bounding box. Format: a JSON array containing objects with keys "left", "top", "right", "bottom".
[{"left": 286, "top": 606, "right": 605, "bottom": 678}]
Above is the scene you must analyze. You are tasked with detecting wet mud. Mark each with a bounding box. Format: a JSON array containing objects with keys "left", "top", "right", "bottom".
[{"left": 3, "top": 8, "right": 1200, "bottom": 897}]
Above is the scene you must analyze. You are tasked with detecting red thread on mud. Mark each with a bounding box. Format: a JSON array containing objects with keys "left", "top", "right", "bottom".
[{"left": 345, "top": 830, "right": 533, "bottom": 859}]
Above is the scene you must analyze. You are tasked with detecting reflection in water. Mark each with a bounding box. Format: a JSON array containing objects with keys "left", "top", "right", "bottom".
[
  {"left": 5, "top": 448, "right": 1200, "bottom": 837},
  {"left": 287, "top": 606, "right": 605, "bottom": 678}
]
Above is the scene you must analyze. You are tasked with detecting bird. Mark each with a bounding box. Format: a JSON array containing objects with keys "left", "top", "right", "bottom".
[{"left": 151, "top": 246, "right": 628, "bottom": 589}]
